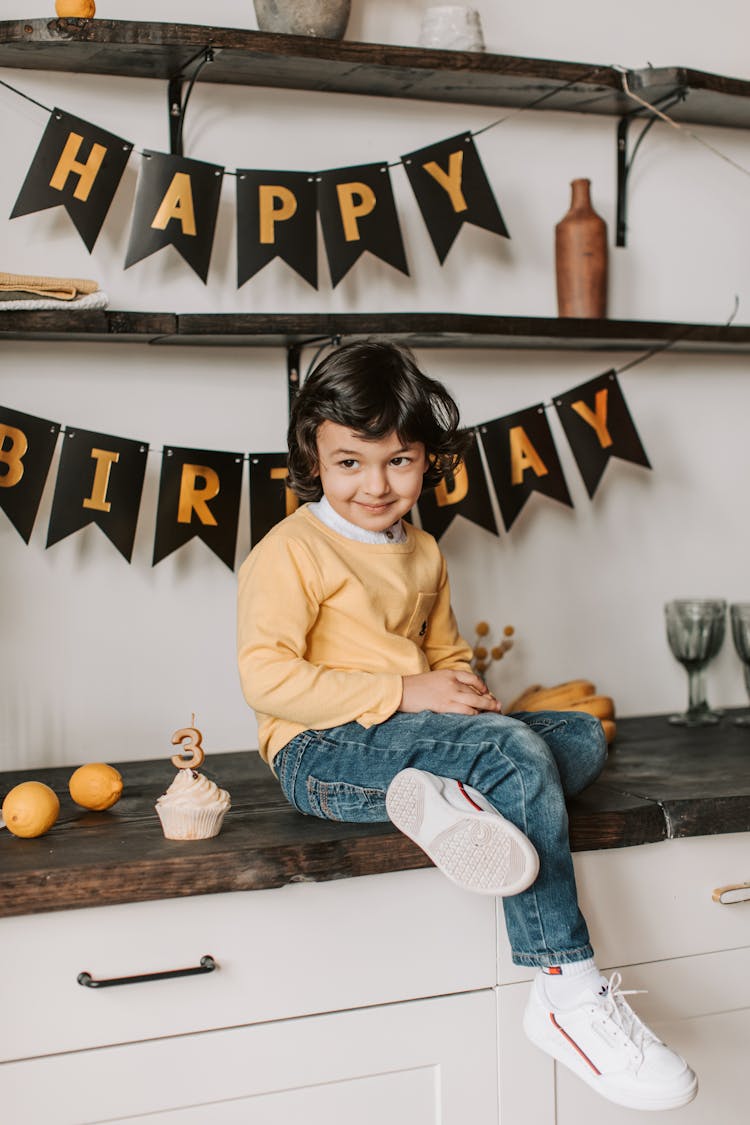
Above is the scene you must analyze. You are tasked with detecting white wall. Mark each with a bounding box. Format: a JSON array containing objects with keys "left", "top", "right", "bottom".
[{"left": 1, "top": 2, "right": 749, "bottom": 768}]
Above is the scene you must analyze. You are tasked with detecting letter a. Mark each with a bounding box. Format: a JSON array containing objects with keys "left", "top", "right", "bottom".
[
  {"left": 151, "top": 173, "right": 197, "bottom": 236},
  {"left": 509, "top": 426, "right": 549, "bottom": 486}
]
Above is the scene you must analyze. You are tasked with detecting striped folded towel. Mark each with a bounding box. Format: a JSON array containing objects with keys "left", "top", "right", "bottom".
[{"left": 0, "top": 272, "right": 100, "bottom": 301}]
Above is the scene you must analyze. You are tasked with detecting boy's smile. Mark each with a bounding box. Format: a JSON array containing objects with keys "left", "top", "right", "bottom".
[{"left": 315, "top": 421, "right": 428, "bottom": 532}]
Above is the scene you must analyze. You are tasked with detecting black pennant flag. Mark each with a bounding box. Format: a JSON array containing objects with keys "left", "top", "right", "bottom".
[
  {"left": 401, "top": 133, "right": 509, "bottom": 264},
  {"left": 481, "top": 405, "right": 573, "bottom": 532},
  {"left": 0, "top": 406, "right": 60, "bottom": 544},
  {"left": 248, "top": 453, "right": 299, "bottom": 547},
  {"left": 153, "top": 446, "right": 243, "bottom": 569},
  {"left": 417, "top": 430, "right": 498, "bottom": 540},
  {"left": 46, "top": 428, "right": 147, "bottom": 561},
  {"left": 317, "top": 162, "right": 409, "bottom": 286},
  {"left": 10, "top": 109, "right": 133, "bottom": 252},
  {"left": 236, "top": 170, "right": 318, "bottom": 289},
  {"left": 125, "top": 151, "right": 224, "bottom": 282},
  {"left": 554, "top": 370, "right": 652, "bottom": 498}
]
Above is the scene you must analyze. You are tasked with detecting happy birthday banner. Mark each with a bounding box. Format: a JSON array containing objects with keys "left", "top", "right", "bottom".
[
  {"left": 0, "top": 371, "right": 650, "bottom": 568},
  {"left": 9, "top": 108, "right": 509, "bottom": 285}
]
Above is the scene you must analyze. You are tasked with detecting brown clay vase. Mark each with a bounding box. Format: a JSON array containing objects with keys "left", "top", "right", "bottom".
[{"left": 555, "top": 179, "right": 607, "bottom": 318}]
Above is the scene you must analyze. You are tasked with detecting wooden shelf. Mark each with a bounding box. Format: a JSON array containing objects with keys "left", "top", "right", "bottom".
[
  {"left": 1, "top": 310, "right": 750, "bottom": 352},
  {"left": 2, "top": 19, "right": 750, "bottom": 127}
]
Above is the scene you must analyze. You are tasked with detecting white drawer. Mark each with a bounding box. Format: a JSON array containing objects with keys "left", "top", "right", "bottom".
[
  {"left": 0, "top": 868, "right": 495, "bottom": 1062},
  {"left": 497, "top": 831, "right": 750, "bottom": 983},
  {"left": 0, "top": 990, "right": 498, "bottom": 1125}
]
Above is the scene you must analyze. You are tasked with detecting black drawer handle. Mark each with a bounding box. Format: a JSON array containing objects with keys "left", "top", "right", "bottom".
[{"left": 77, "top": 954, "right": 217, "bottom": 988}]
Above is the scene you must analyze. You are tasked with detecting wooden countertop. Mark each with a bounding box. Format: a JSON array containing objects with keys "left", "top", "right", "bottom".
[{"left": 2, "top": 712, "right": 749, "bottom": 919}]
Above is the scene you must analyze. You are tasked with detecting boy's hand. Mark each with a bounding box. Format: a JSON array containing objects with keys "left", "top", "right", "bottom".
[{"left": 399, "top": 670, "right": 503, "bottom": 715}]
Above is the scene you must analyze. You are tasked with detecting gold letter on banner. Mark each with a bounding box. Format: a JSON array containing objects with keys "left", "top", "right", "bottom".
[
  {"left": 48, "top": 132, "right": 107, "bottom": 203},
  {"left": 259, "top": 185, "right": 298, "bottom": 244},
  {"left": 336, "top": 182, "right": 376, "bottom": 241},
  {"left": 434, "top": 460, "right": 469, "bottom": 506},
  {"left": 509, "top": 426, "right": 549, "bottom": 486},
  {"left": 270, "top": 466, "right": 300, "bottom": 516},
  {"left": 178, "top": 464, "right": 219, "bottom": 526},
  {"left": 0, "top": 424, "right": 28, "bottom": 488},
  {"left": 82, "top": 448, "right": 120, "bottom": 512},
  {"left": 422, "top": 150, "right": 468, "bottom": 214},
  {"left": 571, "top": 388, "right": 613, "bottom": 449},
  {"left": 151, "top": 173, "right": 197, "bottom": 236}
]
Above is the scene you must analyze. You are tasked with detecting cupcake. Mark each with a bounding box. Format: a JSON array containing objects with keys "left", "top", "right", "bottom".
[{"left": 155, "top": 767, "right": 231, "bottom": 840}]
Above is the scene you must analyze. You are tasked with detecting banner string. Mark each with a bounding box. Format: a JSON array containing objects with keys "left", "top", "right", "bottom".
[{"left": 0, "top": 66, "right": 616, "bottom": 174}]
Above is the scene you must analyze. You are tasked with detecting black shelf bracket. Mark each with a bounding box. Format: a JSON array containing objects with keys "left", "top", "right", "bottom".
[
  {"left": 286, "top": 336, "right": 342, "bottom": 418},
  {"left": 168, "top": 46, "right": 215, "bottom": 156},
  {"left": 615, "top": 89, "right": 687, "bottom": 248}
]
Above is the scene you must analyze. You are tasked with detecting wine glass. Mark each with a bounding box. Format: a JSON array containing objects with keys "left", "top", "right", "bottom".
[
  {"left": 665, "top": 599, "right": 726, "bottom": 725},
  {"left": 730, "top": 603, "right": 750, "bottom": 726}
]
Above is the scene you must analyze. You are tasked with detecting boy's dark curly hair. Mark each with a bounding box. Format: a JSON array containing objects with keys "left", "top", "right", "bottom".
[{"left": 287, "top": 339, "right": 471, "bottom": 502}]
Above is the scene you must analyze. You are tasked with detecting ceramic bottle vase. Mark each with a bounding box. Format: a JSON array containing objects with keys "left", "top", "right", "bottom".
[
  {"left": 555, "top": 179, "right": 608, "bottom": 318},
  {"left": 253, "top": 0, "right": 351, "bottom": 39}
]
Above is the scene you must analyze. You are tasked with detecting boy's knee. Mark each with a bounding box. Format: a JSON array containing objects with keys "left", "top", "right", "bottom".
[{"left": 566, "top": 710, "right": 608, "bottom": 772}]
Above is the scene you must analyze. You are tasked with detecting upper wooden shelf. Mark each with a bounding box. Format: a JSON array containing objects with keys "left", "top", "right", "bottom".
[
  {"left": 2, "top": 19, "right": 750, "bottom": 127},
  {"left": 1, "top": 310, "right": 749, "bottom": 353}
]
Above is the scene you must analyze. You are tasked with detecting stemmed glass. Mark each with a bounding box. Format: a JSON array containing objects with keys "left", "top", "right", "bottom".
[
  {"left": 730, "top": 603, "right": 750, "bottom": 726},
  {"left": 665, "top": 599, "right": 726, "bottom": 725}
]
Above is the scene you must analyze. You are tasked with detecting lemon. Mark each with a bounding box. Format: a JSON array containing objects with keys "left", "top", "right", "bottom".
[
  {"left": 69, "top": 763, "right": 123, "bottom": 811},
  {"left": 2, "top": 781, "right": 60, "bottom": 838}
]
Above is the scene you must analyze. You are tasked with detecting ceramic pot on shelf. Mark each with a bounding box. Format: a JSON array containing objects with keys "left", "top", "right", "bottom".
[
  {"left": 555, "top": 178, "right": 608, "bottom": 318},
  {"left": 253, "top": 0, "right": 351, "bottom": 39}
]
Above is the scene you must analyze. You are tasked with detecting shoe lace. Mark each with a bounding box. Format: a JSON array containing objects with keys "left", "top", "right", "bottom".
[{"left": 597, "top": 971, "right": 654, "bottom": 1057}]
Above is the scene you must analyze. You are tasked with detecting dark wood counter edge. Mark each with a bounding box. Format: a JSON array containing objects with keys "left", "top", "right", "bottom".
[{"left": 2, "top": 712, "right": 749, "bottom": 919}]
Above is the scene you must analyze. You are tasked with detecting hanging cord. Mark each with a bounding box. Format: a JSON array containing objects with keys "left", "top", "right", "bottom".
[
  {"left": 615, "top": 66, "right": 750, "bottom": 181},
  {"left": 0, "top": 77, "right": 53, "bottom": 114},
  {"left": 615, "top": 294, "right": 739, "bottom": 376},
  {"left": 472, "top": 66, "right": 611, "bottom": 137}
]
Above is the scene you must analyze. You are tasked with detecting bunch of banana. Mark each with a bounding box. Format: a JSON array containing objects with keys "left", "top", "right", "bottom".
[{"left": 506, "top": 680, "right": 616, "bottom": 745}]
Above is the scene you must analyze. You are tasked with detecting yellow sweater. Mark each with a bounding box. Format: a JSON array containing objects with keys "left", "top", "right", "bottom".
[{"left": 237, "top": 505, "right": 473, "bottom": 765}]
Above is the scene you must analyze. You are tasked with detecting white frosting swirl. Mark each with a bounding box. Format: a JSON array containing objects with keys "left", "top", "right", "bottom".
[{"left": 156, "top": 770, "right": 231, "bottom": 812}]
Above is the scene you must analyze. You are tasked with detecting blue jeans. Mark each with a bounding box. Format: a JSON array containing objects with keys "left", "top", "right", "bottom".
[{"left": 275, "top": 709, "right": 607, "bottom": 967}]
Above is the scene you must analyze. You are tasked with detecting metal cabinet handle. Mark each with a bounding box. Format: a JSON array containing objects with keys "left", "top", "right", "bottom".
[
  {"left": 77, "top": 954, "right": 217, "bottom": 988},
  {"left": 712, "top": 882, "right": 750, "bottom": 904}
]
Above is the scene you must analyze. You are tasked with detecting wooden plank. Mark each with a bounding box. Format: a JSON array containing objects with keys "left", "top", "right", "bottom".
[
  {"left": 3, "top": 22, "right": 750, "bottom": 128},
  {"left": 174, "top": 313, "right": 750, "bottom": 353},
  {"left": 0, "top": 310, "right": 176, "bottom": 343}
]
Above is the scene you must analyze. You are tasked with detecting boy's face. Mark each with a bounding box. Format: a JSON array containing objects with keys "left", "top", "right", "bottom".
[{"left": 314, "top": 421, "right": 428, "bottom": 532}]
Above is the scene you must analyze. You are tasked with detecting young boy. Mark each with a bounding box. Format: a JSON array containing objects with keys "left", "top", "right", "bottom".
[{"left": 237, "top": 340, "right": 697, "bottom": 1112}]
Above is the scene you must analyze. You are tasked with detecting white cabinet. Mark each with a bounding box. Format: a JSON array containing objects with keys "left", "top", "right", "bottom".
[
  {"left": 1, "top": 832, "right": 748, "bottom": 1124},
  {"left": 1, "top": 990, "right": 499, "bottom": 1125},
  {"left": 497, "top": 832, "right": 750, "bottom": 1124}
]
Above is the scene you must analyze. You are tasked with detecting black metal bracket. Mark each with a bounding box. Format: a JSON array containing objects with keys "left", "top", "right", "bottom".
[
  {"left": 616, "top": 88, "right": 687, "bottom": 247},
  {"left": 168, "top": 47, "right": 215, "bottom": 156},
  {"left": 286, "top": 336, "right": 341, "bottom": 418}
]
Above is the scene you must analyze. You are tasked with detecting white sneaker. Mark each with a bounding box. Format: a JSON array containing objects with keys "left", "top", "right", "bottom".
[
  {"left": 385, "top": 767, "right": 539, "bottom": 896},
  {"left": 523, "top": 970, "right": 698, "bottom": 1111}
]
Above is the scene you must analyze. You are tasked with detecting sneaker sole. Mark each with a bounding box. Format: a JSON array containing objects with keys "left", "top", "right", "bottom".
[
  {"left": 386, "top": 768, "right": 539, "bottom": 897},
  {"left": 523, "top": 1010, "right": 699, "bottom": 1111}
]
